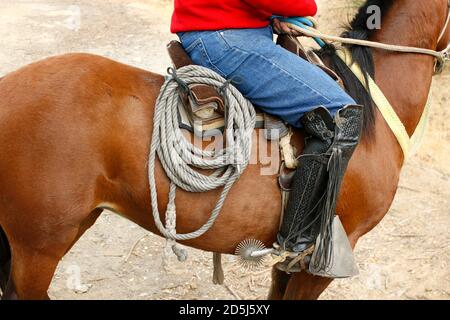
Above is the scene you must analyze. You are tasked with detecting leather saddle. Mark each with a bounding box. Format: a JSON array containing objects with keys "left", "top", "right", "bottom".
[
  {"left": 166, "top": 36, "right": 342, "bottom": 138},
  {"left": 167, "top": 41, "right": 286, "bottom": 138},
  {"left": 167, "top": 41, "right": 225, "bottom": 122}
]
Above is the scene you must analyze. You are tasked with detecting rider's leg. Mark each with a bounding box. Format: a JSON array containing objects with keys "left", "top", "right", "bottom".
[{"left": 178, "top": 26, "right": 363, "bottom": 276}]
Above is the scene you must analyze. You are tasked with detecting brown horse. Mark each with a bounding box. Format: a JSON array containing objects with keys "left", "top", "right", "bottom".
[{"left": 0, "top": 0, "right": 448, "bottom": 300}]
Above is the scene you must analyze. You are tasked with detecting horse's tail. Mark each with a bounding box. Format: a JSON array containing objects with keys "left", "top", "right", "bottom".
[{"left": 0, "top": 226, "right": 11, "bottom": 295}]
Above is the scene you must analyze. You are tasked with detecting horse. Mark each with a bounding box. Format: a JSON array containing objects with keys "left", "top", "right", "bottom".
[{"left": 0, "top": 0, "right": 448, "bottom": 300}]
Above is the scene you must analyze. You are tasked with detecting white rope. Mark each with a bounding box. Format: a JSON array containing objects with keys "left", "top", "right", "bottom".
[
  {"left": 286, "top": 23, "right": 448, "bottom": 65},
  {"left": 149, "top": 65, "right": 256, "bottom": 261}
]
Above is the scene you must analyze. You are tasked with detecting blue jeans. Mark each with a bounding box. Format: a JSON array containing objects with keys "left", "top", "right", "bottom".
[{"left": 178, "top": 26, "right": 355, "bottom": 128}]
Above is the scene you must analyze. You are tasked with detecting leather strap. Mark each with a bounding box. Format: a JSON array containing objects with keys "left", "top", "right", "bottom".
[
  {"left": 167, "top": 40, "right": 192, "bottom": 69},
  {"left": 336, "top": 48, "right": 432, "bottom": 159}
]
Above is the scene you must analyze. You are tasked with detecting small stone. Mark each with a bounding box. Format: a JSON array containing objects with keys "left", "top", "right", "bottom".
[{"left": 74, "top": 283, "right": 92, "bottom": 294}]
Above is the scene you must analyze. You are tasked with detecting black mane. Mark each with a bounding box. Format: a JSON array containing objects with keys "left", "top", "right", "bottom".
[{"left": 318, "top": 0, "right": 394, "bottom": 138}]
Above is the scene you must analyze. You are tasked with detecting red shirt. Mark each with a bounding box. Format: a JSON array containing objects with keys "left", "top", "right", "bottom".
[{"left": 171, "top": 0, "right": 318, "bottom": 33}]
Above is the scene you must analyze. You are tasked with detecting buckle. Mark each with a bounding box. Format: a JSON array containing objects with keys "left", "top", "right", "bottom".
[{"left": 444, "top": 51, "right": 450, "bottom": 62}]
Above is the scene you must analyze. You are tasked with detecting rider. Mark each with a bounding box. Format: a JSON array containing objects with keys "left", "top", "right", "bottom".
[{"left": 171, "top": 0, "right": 363, "bottom": 276}]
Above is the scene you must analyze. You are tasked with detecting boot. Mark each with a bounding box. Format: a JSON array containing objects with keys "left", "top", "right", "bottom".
[{"left": 276, "top": 105, "right": 363, "bottom": 277}]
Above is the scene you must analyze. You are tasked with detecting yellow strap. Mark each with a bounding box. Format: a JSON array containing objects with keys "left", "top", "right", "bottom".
[
  {"left": 409, "top": 93, "right": 431, "bottom": 156},
  {"left": 336, "top": 49, "right": 412, "bottom": 157}
]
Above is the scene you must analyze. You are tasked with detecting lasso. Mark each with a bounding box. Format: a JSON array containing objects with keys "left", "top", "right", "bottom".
[{"left": 148, "top": 65, "right": 256, "bottom": 261}]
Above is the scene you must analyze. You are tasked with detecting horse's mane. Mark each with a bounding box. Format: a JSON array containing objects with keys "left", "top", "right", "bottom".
[{"left": 317, "top": 0, "right": 394, "bottom": 138}]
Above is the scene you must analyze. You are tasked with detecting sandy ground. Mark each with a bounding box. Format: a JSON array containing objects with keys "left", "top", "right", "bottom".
[{"left": 0, "top": 0, "right": 448, "bottom": 300}]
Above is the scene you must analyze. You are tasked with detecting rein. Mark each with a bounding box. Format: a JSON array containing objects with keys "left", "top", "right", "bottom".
[{"left": 280, "top": 0, "right": 450, "bottom": 75}]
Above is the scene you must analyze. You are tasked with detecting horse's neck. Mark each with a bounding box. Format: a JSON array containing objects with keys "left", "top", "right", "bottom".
[{"left": 370, "top": 1, "right": 442, "bottom": 136}]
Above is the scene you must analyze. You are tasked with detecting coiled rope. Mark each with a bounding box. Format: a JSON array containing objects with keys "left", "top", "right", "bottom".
[{"left": 149, "top": 65, "right": 256, "bottom": 261}]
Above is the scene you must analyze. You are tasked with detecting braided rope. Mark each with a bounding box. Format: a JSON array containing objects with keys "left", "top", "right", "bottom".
[{"left": 149, "top": 65, "right": 256, "bottom": 260}]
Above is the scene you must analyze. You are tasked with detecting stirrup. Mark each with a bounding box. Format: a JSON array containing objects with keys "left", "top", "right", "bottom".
[
  {"left": 308, "top": 216, "right": 359, "bottom": 278},
  {"left": 275, "top": 217, "right": 358, "bottom": 277}
]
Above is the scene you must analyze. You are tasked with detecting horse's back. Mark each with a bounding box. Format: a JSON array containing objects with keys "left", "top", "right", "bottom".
[{"left": 0, "top": 53, "right": 162, "bottom": 111}]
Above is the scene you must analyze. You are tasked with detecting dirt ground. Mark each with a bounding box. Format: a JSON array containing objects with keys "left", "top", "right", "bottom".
[{"left": 0, "top": 0, "right": 448, "bottom": 300}]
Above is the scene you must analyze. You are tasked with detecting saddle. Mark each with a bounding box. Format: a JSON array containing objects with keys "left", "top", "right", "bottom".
[
  {"left": 167, "top": 36, "right": 342, "bottom": 136},
  {"left": 166, "top": 36, "right": 342, "bottom": 172},
  {"left": 167, "top": 41, "right": 288, "bottom": 139}
]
